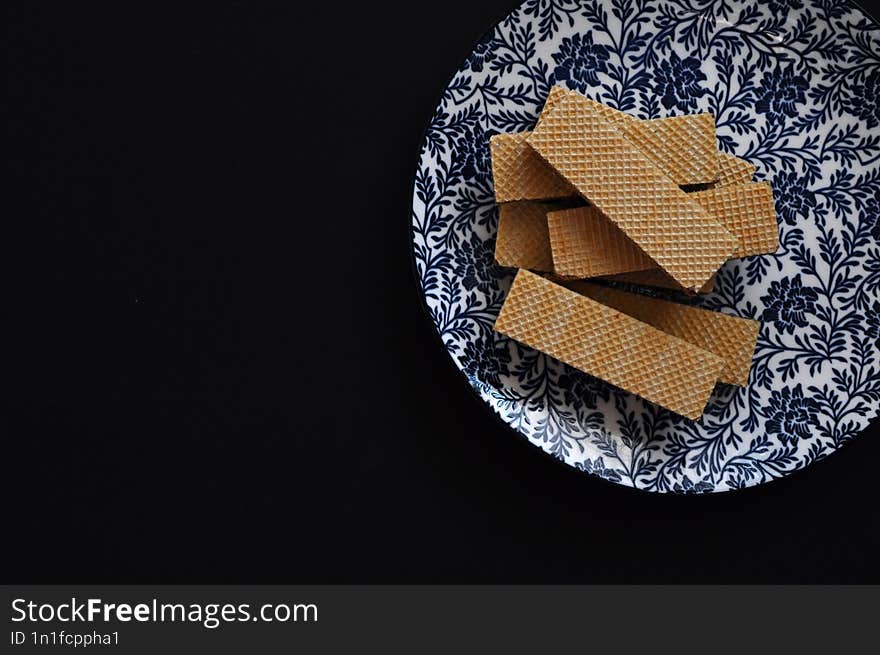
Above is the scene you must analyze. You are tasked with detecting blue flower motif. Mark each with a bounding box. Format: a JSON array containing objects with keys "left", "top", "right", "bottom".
[
  {"left": 755, "top": 65, "right": 809, "bottom": 124},
  {"left": 774, "top": 171, "right": 817, "bottom": 225},
  {"left": 465, "top": 33, "right": 499, "bottom": 73},
  {"left": 761, "top": 276, "right": 820, "bottom": 333},
  {"left": 462, "top": 336, "right": 511, "bottom": 388},
  {"left": 453, "top": 232, "right": 498, "bottom": 292},
  {"left": 454, "top": 123, "right": 492, "bottom": 183},
  {"left": 551, "top": 33, "right": 611, "bottom": 94},
  {"left": 558, "top": 371, "right": 610, "bottom": 409},
  {"left": 843, "top": 70, "right": 880, "bottom": 129},
  {"left": 653, "top": 52, "right": 707, "bottom": 112},
  {"left": 764, "top": 384, "right": 820, "bottom": 445},
  {"left": 766, "top": 0, "right": 803, "bottom": 13}
]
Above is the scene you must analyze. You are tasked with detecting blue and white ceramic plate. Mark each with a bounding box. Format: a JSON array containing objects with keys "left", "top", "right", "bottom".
[{"left": 411, "top": 0, "right": 880, "bottom": 493}]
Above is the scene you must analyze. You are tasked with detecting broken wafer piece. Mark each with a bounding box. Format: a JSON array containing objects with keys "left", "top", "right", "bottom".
[
  {"left": 690, "top": 182, "right": 779, "bottom": 257},
  {"left": 495, "top": 270, "right": 724, "bottom": 419},
  {"left": 715, "top": 152, "right": 756, "bottom": 187},
  {"left": 489, "top": 132, "right": 574, "bottom": 202},
  {"left": 527, "top": 92, "right": 738, "bottom": 291},
  {"left": 547, "top": 205, "right": 655, "bottom": 278},
  {"left": 495, "top": 201, "right": 557, "bottom": 271},
  {"left": 566, "top": 282, "right": 759, "bottom": 386}
]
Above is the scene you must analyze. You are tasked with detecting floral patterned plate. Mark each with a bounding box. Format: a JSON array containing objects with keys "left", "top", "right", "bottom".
[{"left": 411, "top": 0, "right": 880, "bottom": 493}]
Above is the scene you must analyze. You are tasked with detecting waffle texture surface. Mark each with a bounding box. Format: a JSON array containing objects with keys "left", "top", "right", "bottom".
[
  {"left": 568, "top": 282, "right": 760, "bottom": 386},
  {"left": 547, "top": 205, "right": 655, "bottom": 277},
  {"left": 495, "top": 201, "right": 555, "bottom": 271},
  {"left": 489, "top": 132, "right": 574, "bottom": 202},
  {"left": 527, "top": 93, "right": 738, "bottom": 291},
  {"left": 620, "top": 113, "right": 720, "bottom": 185},
  {"left": 715, "top": 152, "right": 756, "bottom": 187},
  {"left": 494, "top": 270, "right": 725, "bottom": 418},
  {"left": 691, "top": 182, "right": 779, "bottom": 257}
]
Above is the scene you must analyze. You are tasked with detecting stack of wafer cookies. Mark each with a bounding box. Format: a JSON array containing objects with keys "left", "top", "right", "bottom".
[{"left": 489, "top": 86, "right": 776, "bottom": 419}]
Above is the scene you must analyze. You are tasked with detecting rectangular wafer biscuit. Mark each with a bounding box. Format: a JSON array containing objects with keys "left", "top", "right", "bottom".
[
  {"left": 495, "top": 270, "right": 724, "bottom": 418},
  {"left": 527, "top": 92, "right": 738, "bottom": 291},
  {"left": 495, "top": 201, "right": 556, "bottom": 271},
  {"left": 620, "top": 113, "right": 720, "bottom": 185},
  {"left": 566, "top": 282, "right": 759, "bottom": 386},
  {"left": 541, "top": 88, "right": 721, "bottom": 185},
  {"left": 490, "top": 87, "right": 624, "bottom": 203},
  {"left": 690, "top": 182, "right": 778, "bottom": 257},
  {"left": 547, "top": 205, "right": 655, "bottom": 278},
  {"left": 489, "top": 132, "right": 574, "bottom": 202},
  {"left": 716, "top": 152, "right": 756, "bottom": 187},
  {"left": 547, "top": 183, "right": 777, "bottom": 281}
]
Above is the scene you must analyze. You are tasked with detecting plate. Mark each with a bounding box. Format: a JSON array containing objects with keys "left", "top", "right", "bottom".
[{"left": 411, "top": 0, "right": 880, "bottom": 492}]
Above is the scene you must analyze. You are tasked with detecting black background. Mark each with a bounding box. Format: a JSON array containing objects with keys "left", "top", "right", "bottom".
[{"left": 7, "top": 2, "right": 879, "bottom": 583}]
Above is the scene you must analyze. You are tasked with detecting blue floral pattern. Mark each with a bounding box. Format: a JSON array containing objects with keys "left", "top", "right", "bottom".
[
  {"left": 761, "top": 277, "right": 820, "bottom": 333},
  {"left": 412, "top": 0, "right": 880, "bottom": 493},
  {"left": 755, "top": 65, "right": 809, "bottom": 124},
  {"left": 654, "top": 52, "right": 707, "bottom": 112},
  {"left": 774, "top": 171, "right": 817, "bottom": 225},
  {"left": 762, "top": 384, "right": 821, "bottom": 444},
  {"left": 843, "top": 69, "right": 880, "bottom": 128},
  {"left": 551, "top": 32, "right": 611, "bottom": 94}
]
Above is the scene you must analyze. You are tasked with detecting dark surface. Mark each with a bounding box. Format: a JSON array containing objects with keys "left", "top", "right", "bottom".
[{"left": 7, "top": 2, "right": 879, "bottom": 583}]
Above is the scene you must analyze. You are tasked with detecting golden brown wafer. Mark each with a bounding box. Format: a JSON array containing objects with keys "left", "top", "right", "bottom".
[
  {"left": 494, "top": 201, "right": 555, "bottom": 271},
  {"left": 567, "top": 282, "right": 759, "bottom": 386},
  {"left": 542, "top": 88, "right": 720, "bottom": 184},
  {"left": 547, "top": 205, "right": 655, "bottom": 278},
  {"left": 541, "top": 86, "right": 636, "bottom": 125},
  {"left": 620, "top": 113, "right": 720, "bottom": 185},
  {"left": 490, "top": 87, "right": 628, "bottom": 203},
  {"left": 690, "top": 182, "right": 779, "bottom": 258},
  {"left": 489, "top": 132, "right": 574, "bottom": 202},
  {"left": 715, "top": 152, "right": 756, "bottom": 187},
  {"left": 494, "top": 270, "right": 724, "bottom": 419},
  {"left": 527, "top": 93, "right": 738, "bottom": 291},
  {"left": 546, "top": 184, "right": 774, "bottom": 283}
]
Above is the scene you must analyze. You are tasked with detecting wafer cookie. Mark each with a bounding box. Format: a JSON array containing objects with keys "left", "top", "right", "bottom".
[
  {"left": 495, "top": 201, "right": 556, "bottom": 271},
  {"left": 489, "top": 86, "right": 625, "bottom": 203},
  {"left": 547, "top": 183, "right": 775, "bottom": 281},
  {"left": 527, "top": 93, "right": 738, "bottom": 291},
  {"left": 567, "top": 282, "right": 759, "bottom": 386},
  {"left": 716, "top": 152, "right": 756, "bottom": 187},
  {"left": 690, "top": 182, "right": 778, "bottom": 257},
  {"left": 547, "top": 205, "right": 655, "bottom": 278},
  {"left": 620, "top": 113, "right": 720, "bottom": 185},
  {"left": 495, "top": 270, "right": 724, "bottom": 418},
  {"left": 489, "top": 132, "right": 574, "bottom": 202},
  {"left": 541, "top": 88, "right": 721, "bottom": 184}
]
